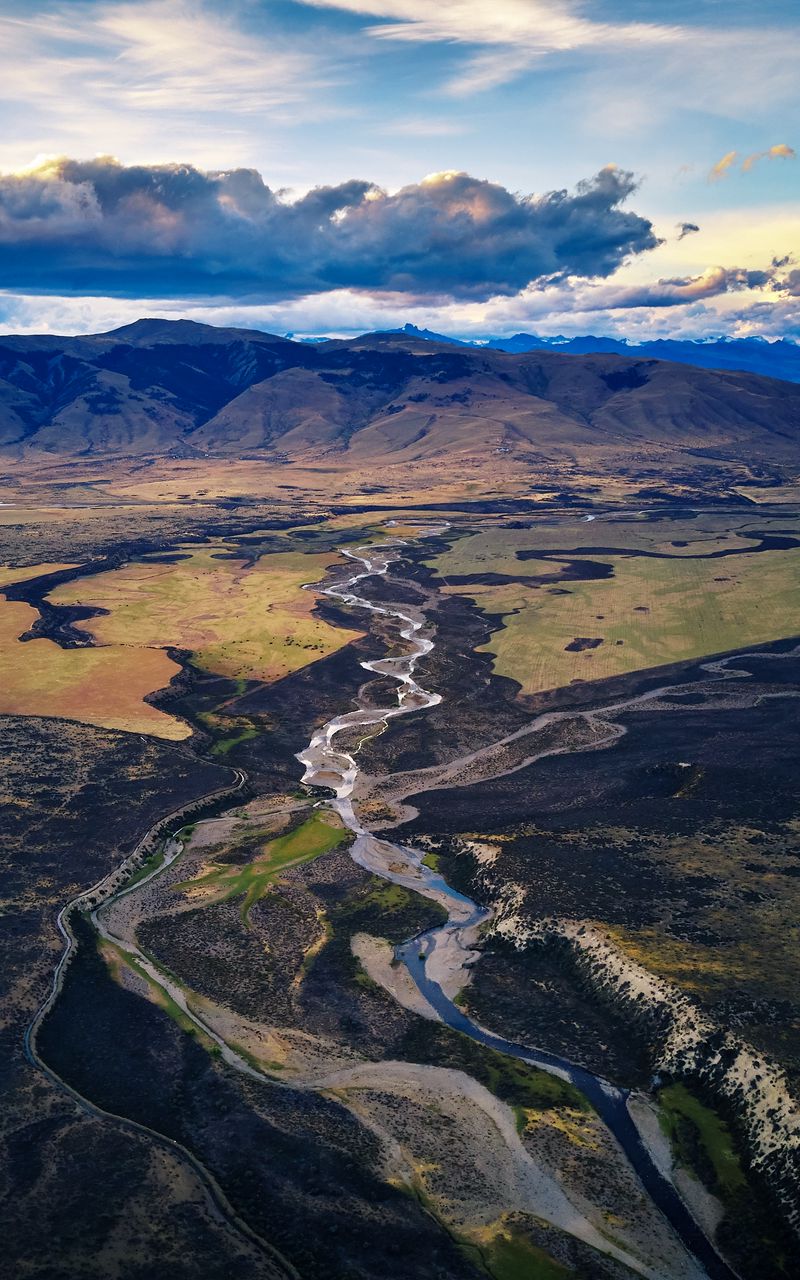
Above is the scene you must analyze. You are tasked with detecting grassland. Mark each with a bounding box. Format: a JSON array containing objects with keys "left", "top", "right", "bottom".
[
  {"left": 481, "top": 1230, "right": 574, "bottom": 1280},
  {"left": 658, "top": 1083, "right": 746, "bottom": 1200},
  {"left": 0, "top": 562, "right": 78, "bottom": 584},
  {"left": 429, "top": 515, "right": 800, "bottom": 571},
  {"left": 0, "top": 596, "right": 188, "bottom": 738},
  {"left": 49, "top": 546, "right": 363, "bottom": 684},
  {"left": 430, "top": 526, "right": 800, "bottom": 696},
  {"left": 177, "top": 810, "right": 348, "bottom": 921}
]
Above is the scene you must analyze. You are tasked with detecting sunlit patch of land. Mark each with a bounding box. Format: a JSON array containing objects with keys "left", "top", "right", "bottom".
[
  {"left": 473, "top": 1225, "right": 573, "bottom": 1280},
  {"left": 49, "top": 546, "right": 364, "bottom": 684},
  {"left": 176, "top": 810, "right": 348, "bottom": 922},
  {"left": 430, "top": 526, "right": 800, "bottom": 696},
  {"left": 0, "top": 596, "right": 187, "bottom": 739},
  {"left": 431, "top": 516, "right": 800, "bottom": 572},
  {"left": 734, "top": 485, "right": 800, "bottom": 505},
  {"left": 1, "top": 451, "right": 662, "bottom": 514},
  {"left": 0, "top": 562, "right": 79, "bottom": 584}
]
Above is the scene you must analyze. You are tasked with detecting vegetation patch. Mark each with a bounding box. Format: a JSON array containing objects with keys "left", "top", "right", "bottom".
[
  {"left": 49, "top": 545, "right": 364, "bottom": 684},
  {"left": 397, "top": 1017, "right": 589, "bottom": 1116},
  {"left": 177, "top": 810, "right": 349, "bottom": 922},
  {"left": 0, "top": 596, "right": 188, "bottom": 738},
  {"left": 658, "top": 1082, "right": 746, "bottom": 1199},
  {"left": 482, "top": 1229, "right": 575, "bottom": 1280},
  {"left": 428, "top": 521, "right": 800, "bottom": 695},
  {"left": 0, "top": 561, "right": 79, "bottom": 585}
]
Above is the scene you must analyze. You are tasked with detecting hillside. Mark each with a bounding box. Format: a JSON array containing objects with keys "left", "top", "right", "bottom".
[{"left": 0, "top": 320, "right": 798, "bottom": 480}]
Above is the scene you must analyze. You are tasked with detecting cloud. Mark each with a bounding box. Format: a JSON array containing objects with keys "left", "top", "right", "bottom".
[
  {"left": 3, "top": 259, "right": 800, "bottom": 343},
  {"left": 742, "top": 142, "right": 796, "bottom": 171},
  {"left": 0, "top": 1, "right": 328, "bottom": 171},
  {"left": 299, "top": 0, "right": 681, "bottom": 94},
  {"left": 783, "top": 270, "right": 800, "bottom": 297},
  {"left": 677, "top": 222, "right": 700, "bottom": 240},
  {"left": 709, "top": 150, "right": 738, "bottom": 182},
  {"left": 571, "top": 266, "right": 776, "bottom": 312},
  {"left": 709, "top": 143, "right": 795, "bottom": 180},
  {"left": 0, "top": 156, "right": 661, "bottom": 301},
  {"left": 0, "top": 2, "right": 319, "bottom": 115}
]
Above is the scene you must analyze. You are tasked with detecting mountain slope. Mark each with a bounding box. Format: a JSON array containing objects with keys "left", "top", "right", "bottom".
[{"left": 1, "top": 321, "right": 797, "bottom": 478}]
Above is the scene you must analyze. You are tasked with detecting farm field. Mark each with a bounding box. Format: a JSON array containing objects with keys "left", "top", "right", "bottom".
[
  {"left": 0, "top": 595, "right": 187, "bottom": 738},
  {"left": 49, "top": 546, "right": 363, "bottom": 684},
  {"left": 429, "top": 527, "right": 800, "bottom": 696}
]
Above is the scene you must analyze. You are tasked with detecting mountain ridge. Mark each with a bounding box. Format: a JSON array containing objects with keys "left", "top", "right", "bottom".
[
  {"left": 385, "top": 323, "right": 800, "bottom": 384},
  {"left": 0, "top": 320, "right": 797, "bottom": 483}
]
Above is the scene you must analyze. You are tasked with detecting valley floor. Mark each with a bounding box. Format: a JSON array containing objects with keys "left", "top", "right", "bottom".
[{"left": 3, "top": 492, "right": 800, "bottom": 1280}]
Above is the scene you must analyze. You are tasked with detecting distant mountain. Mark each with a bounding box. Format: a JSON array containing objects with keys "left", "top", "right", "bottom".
[
  {"left": 384, "top": 322, "right": 472, "bottom": 346},
  {"left": 1, "top": 320, "right": 798, "bottom": 481},
  {"left": 397, "top": 329, "right": 800, "bottom": 384}
]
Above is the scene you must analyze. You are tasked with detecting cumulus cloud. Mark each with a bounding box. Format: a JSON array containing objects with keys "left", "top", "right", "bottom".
[
  {"left": 677, "top": 221, "right": 700, "bottom": 240},
  {"left": 569, "top": 266, "right": 777, "bottom": 312},
  {"left": 0, "top": 156, "right": 661, "bottom": 301}
]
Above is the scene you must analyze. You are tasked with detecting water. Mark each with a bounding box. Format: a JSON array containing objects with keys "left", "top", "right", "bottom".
[{"left": 295, "top": 534, "right": 739, "bottom": 1280}]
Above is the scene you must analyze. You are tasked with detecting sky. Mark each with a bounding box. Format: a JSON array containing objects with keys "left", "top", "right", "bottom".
[{"left": 0, "top": 0, "right": 797, "bottom": 340}]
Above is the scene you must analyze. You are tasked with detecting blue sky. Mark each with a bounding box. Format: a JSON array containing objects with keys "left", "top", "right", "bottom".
[{"left": 0, "top": 0, "right": 797, "bottom": 339}]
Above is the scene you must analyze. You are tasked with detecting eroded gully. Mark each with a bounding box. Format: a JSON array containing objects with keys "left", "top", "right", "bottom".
[{"left": 297, "top": 535, "right": 740, "bottom": 1280}]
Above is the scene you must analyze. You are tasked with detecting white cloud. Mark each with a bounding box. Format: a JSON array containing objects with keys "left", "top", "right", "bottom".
[
  {"left": 0, "top": 1, "right": 327, "bottom": 169},
  {"left": 300, "top": 0, "right": 681, "bottom": 94}
]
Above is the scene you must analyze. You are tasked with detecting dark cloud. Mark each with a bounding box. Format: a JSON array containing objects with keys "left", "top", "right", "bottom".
[
  {"left": 0, "top": 157, "right": 660, "bottom": 301},
  {"left": 783, "top": 270, "right": 800, "bottom": 297},
  {"left": 676, "top": 221, "right": 700, "bottom": 239},
  {"left": 581, "top": 265, "right": 779, "bottom": 311}
]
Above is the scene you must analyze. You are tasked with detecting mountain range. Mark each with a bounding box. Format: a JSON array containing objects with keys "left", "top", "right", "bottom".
[
  {"left": 385, "top": 324, "right": 800, "bottom": 384},
  {"left": 1, "top": 319, "right": 798, "bottom": 480}
]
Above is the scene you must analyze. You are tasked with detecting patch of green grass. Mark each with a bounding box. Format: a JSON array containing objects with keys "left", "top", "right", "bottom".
[
  {"left": 658, "top": 1083, "right": 746, "bottom": 1200},
  {"left": 483, "top": 1231, "right": 575, "bottom": 1280},
  {"left": 177, "top": 811, "right": 348, "bottom": 923},
  {"left": 430, "top": 527, "right": 800, "bottom": 695},
  {"left": 422, "top": 851, "right": 441, "bottom": 871},
  {"left": 125, "top": 845, "right": 167, "bottom": 890},
  {"left": 482, "top": 1053, "right": 589, "bottom": 1115},
  {"left": 398, "top": 1019, "right": 589, "bottom": 1115},
  {"left": 210, "top": 727, "right": 258, "bottom": 756}
]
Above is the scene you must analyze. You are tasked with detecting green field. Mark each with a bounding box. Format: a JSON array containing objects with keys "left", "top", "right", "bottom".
[
  {"left": 50, "top": 545, "right": 363, "bottom": 685},
  {"left": 481, "top": 1230, "right": 575, "bottom": 1280},
  {"left": 429, "top": 524, "right": 800, "bottom": 696},
  {"left": 430, "top": 516, "right": 800, "bottom": 573},
  {"left": 177, "top": 810, "right": 348, "bottom": 921},
  {"left": 658, "top": 1083, "right": 746, "bottom": 1199}
]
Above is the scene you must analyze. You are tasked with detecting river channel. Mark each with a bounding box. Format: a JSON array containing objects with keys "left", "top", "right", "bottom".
[{"left": 296, "top": 535, "right": 740, "bottom": 1280}]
